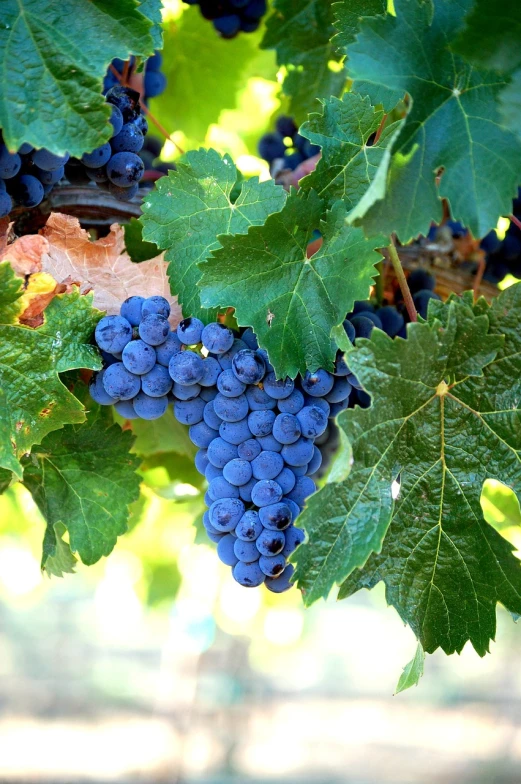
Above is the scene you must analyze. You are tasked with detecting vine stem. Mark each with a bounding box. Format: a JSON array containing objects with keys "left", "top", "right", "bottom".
[
  {"left": 373, "top": 113, "right": 388, "bottom": 146},
  {"left": 388, "top": 236, "right": 417, "bottom": 322},
  {"left": 510, "top": 213, "right": 521, "bottom": 232}
]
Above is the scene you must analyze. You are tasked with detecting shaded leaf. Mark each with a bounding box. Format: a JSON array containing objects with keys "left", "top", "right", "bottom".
[
  {"left": 453, "top": 0, "right": 521, "bottom": 73},
  {"left": 42, "top": 522, "right": 77, "bottom": 578},
  {"left": 123, "top": 218, "right": 159, "bottom": 263},
  {"left": 395, "top": 644, "right": 425, "bottom": 695},
  {"left": 332, "top": 0, "right": 386, "bottom": 49}
]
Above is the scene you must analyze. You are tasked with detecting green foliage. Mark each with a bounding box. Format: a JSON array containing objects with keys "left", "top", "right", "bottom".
[
  {"left": 295, "top": 287, "right": 521, "bottom": 656},
  {"left": 395, "top": 644, "right": 425, "bottom": 695},
  {"left": 23, "top": 398, "right": 141, "bottom": 567},
  {"left": 200, "top": 192, "right": 384, "bottom": 378},
  {"left": 299, "top": 92, "right": 401, "bottom": 216},
  {"left": 332, "top": 0, "right": 386, "bottom": 48},
  {"left": 0, "top": 263, "right": 102, "bottom": 478},
  {"left": 140, "top": 149, "right": 287, "bottom": 321},
  {"left": 262, "top": 0, "right": 347, "bottom": 121},
  {"left": 347, "top": 0, "right": 521, "bottom": 241},
  {"left": 42, "top": 522, "right": 77, "bottom": 578},
  {"left": 0, "top": 0, "right": 159, "bottom": 155},
  {"left": 123, "top": 218, "right": 159, "bottom": 263}
]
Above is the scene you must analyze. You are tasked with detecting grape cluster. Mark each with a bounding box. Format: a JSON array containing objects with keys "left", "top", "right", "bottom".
[
  {"left": 64, "top": 86, "right": 147, "bottom": 202},
  {"left": 0, "top": 136, "right": 71, "bottom": 216},
  {"left": 90, "top": 300, "right": 354, "bottom": 592},
  {"left": 482, "top": 190, "right": 521, "bottom": 283},
  {"left": 258, "top": 116, "right": 320, "bottom": 173},
  {"left": 183, "top": 0, "right": 267, "bottom": 38},
  {"left": 103, "top": 51, "right": 167, "bottom": 103}
]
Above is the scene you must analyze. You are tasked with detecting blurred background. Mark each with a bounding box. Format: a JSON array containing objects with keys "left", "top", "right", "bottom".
[{"left": 2, "top": 2, "right": 521, "bottom": 782}]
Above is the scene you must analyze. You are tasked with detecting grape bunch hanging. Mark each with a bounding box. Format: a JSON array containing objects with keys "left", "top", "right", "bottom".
[
  {"left": 258, "top": 116, "right": 321, "bottom": 173},
  {"left": 89, "top": 296, "right": 354, "bottom": 592},
  {"left": 183, "top": 0, "right": 267, "bottom": 38}
]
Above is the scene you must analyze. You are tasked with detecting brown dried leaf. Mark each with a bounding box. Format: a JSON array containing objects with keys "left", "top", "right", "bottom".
[
  {"left": 39, "top": 213, "right": 182, "bottom": 326},
  {"left": 0, "top": 232, "right": 47, "bottom": 276}
]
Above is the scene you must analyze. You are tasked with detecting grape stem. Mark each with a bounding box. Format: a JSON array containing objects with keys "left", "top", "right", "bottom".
[
  {"left": 388, "top": 237, "right": 417, "bottom": 322},
  {"left": 510, "top": 213, "right": 521, "bottom": 232},
  {"left": 374, "top": 260, "right": 384, "bottom": 305},
  {"left": 373, "top": 113, "right": 388, "bottom": 146}
]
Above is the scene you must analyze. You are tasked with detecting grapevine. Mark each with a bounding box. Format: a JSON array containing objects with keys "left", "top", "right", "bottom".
[{"left": 1, "top": 0, "right": 521, "bottom": 695}]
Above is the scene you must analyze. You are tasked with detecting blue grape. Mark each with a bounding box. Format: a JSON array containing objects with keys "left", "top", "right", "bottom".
[
  {"left": 207, "top": 437, "right": 239, "bottom": 468},
  {"left": 306, "top": 446, "right": 323, "bottom": 476},
  {"left": 334, "top": 353, "right": 350, "bottom": 376},
  {"left": 343, "top": 319, "right": 356, "bottom": 343},
  {"left": 89, "top": 371, "right": 118, "bottom": 405},
  {"left": 239, "top": 477, "right": 257, "bottom": 503},
  {"left": 14, "top": 174, "right": 44, "bottom": 207},
  {"left": 204, "top": 490, "right": 213, "bottom": 507},
  {"left": 34, "top": 165, "right": 64, "bottom": 185},
  {"left": 233, "top": 560, "right": 265, "bottom": 587},
  {"left": 111, "top": 123, "right": 144, "bottom": 153},
  {"left": 102, "top": 362, "right": 140, "bottom": 400},
  {"left": 82, "top": 143, "right": 112, "bottom": 168},
  {"left": 0, "top": 190, "right": 12, "bottom": 217},
  {"left": 281, "top": 437, "right": 314, "bottom": 467},
  {"left": 214, "top": 13, "right": 241, "bottom": 37},
  {"left": 205, "top": 463, "right": 223, "bottom": 482},
  {"left": 236, "top": 510, "right": 262, "bottom": 541},
  {"left": 213, "top": 392, "right": 249, "bottom": 422},
  {"left": 408, "top": 268, "right": 436, "bottom": 293},
  {"left": 247, "top": 409, "right": 275, "bottom": 437},
  {"left": 282, "top": 527, "right": 305, "bottom": 558},
  {"left": 234, "top": 538, "right": 261, "bottom": 562},
  {"left": 189, "top": 421, "right": 219, "bottom": 448},
  {"left": 0, "top": 145, "right": 21, "bottom": 178},
  {"left": 287, "top": 475, "right": 316, "bottom": 507},
  {"left": 350, "top": 315, "right": 374, "bottom": 339},
  {"left": 173, "top": 382, "right": 201, "bottom": 400},
  {"left": 108, "top": 181, "right": 139, "bottom": 201},
  {"left": 223, "top": 458, "right": 253, "bottom": 486},
  {"left": 156, "top": 332, "right": 183, "bottom": 366},
  {"left": 329, "top": 400, "right": 350, "bottom": 417},
  {"left": 110, "top": 105, "right": 124, "bottom": 136},
  {"left": 173, "top": 397, "right": 206, "bottom": 425},
  {"left": 138, "top": 314, "right": 170, "bottom": 346},
  {"left": 217, "top": 369, "right": 246, "bottom": 397},
  {"left": 301, "top": 369, "right": 334, "bottom": 396},
  {"left": 256, "top": 529, "right": 285, "bottom": 557},
  {"left": 133, "top": 391, "right": 168, "bottom": 420},
  {"left": 169, "top": 350, "right": 204, "bottom": 384},
  {"left": 208, "top": 476, "right": 240, "bottom": 501},
  {"left": 201, "top": 322, "right": 234, "bottom": 354},
  {"left": 356, "top": 311, "right": 382, "bottom": 329},
  {"left": 177, "top": 316, "right": 204, "bottom": 345},
  {"left": 303, "top": 396, "right": 330, "bottom": 418},
  {"left": 217, "top": 339, "right": 248, "bottom": 370},
  {"left": 292, "top": 464, "right": 308, "bottom": 477},
  {"left": 256, "top": 434, "right": 282, "bottom": 452},
  {"left": 274, "top": 466, "right": 296, "bottom": 495},
  {"left": 283, "top": 498, "right": 301, "bottom": 525},
  {"left": 195, "top": 449, "right": 210, "bottom": 475},
  {"left": 255, "top": 348, "right": 273, "bottom": 372},
  {"left": 219, "top": 418, "right": 252, "bottom": 445},
  {"left": 120, "top": 295, "right": 144, "bottom": 326},
  {"left": 251, "top": 450, "right": 284, "bottom": 480},
  {"left": 144, "top": 70, "right": 167, "bottom": 98},
  {"left": 246, "top": 385, "right": 276, "bottom": 411},
  {"left": 413, "top": 289, "right": 441, "bottom": 319},
  {"left": 272, "top": 413, "right": 301, "bottom": 444},
  {"left": 241, "top": 328, "right": 258, "bottom": 350},
  {"left": 122, "top": 339, "right": 156, "bottom": 375},
  {"left": 33, "top": 149, "right": 69, "bottom": 171},
  {"left": 114, "top": 399, "right": 139, "bottom": 419},
  {"left": 265, "top": 564, "right": 295, "bottom": 593},
  {"left": 210, "top": 498, "right": 245, "bottom": 532},
  {"left": 232, "top": 349, "right": 265, "bottom": 384},
  {"left": 200, "top": 386, "right": 218, "bottom": 402},
  {"left": 326, "top": 377, "right": 352, "bottom": 404},
  {"left": 141, "top": 295, "right": 171, "bottom": 320},
  {"left": 205, "top": 528, "right": 223, "bottom": 545},
  {"left": 147, "top": 51, "right": 163, "bottom": 71},
  {"left": 296, "top": 406, "right": 328, "bottom": 438},
  {"left": 259, "top": 502, "right": 292, "bottom": 530},
  {"left": 258, "top": 132, "right": 286, "bottom": 163},
  {"left": 100, "top": 350, "right": 119, "bottom": 367},
  {"left": 376, "top": 306, "right": 405, "bottom": 338},
  {"left": 203, "top": 400, "right": 223, "bottom": 430},
  {"left": 259, "top": 554, "right": 286, "bottom": 577},
  {"left": 199, "top": 357, "right": 221, "bottom": 387},
  {"left": 263, "top": 372, "right": 294, "bottom": 400},
  {"left": 237, "top": 438, "right": 261, "bottom": 462},
  {"left": 218, "top": 535, "right": 239, "bottom": 567},
  {"left": 106, "top": 151, "right": 144, "bottom": 186},
  {"left": 251, "top": 479, "right": 283, "bottom": 507},
  {"left": 277, "top": 388, "right": 304, "bottom": 414}
]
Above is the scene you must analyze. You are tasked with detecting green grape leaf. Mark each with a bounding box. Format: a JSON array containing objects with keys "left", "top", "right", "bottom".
[
  {"left": 123, "top": 218, "right": 159, "bottom": 263},
  {"left": 395, "top": 643, "right": 425, "bottom": 695},
  {"left": 0, "top": 468, "right": 12, "bottom": 495},
  {"left": 199, "top": 191, "right": 384, "bottom": 378},
  {"left": 129, "top": 407, "right": 196, "bottom": 460},
  {"left": 24, "top": 400, "right": 141, "bottom": 567},
  {"left": 0, "top": 0, "right": 157, "bottom": 156},
  {"left": 453, "top": 0, "right": 521, "bottom": 73},
  {"left": 348, "top": 0, "right": 521, "bottom": 241},
  {"left": 499, "top": 69, "right": 521, "bottom": 140},
  {"left": 295, "top": 287, "right": 521, "bottom": 656},
  {"left": 138, "top": 0, "right": 163, "bottom": 50},
  {"left": 140, "top": 149, "right": 287, "bottom": 321},
  {"left": 261, "top": 0, "right": 347, "bottom": 121},
  {"left": 299, "top": 92, "right": 401, "bottom": 216},
  {"left": 155, "top": 8, "right": 260, "bottom": 142},
  {"left": 332, "top": 0, "right": 386, "bottom": 48},
  {"left": 0, "top": 263, "right": 101, "bottom": 479},
  {"left": 42, "top": 522, "right": 77, "bottom": 578}
]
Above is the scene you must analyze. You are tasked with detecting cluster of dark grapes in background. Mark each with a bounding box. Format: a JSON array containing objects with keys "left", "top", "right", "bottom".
[
  {"left": 89, "top": 298, "right": 354, "bottom": 592},
  {"left": 258, "top": 116, "right": 320, "bottom": 173},
  {"left": 183, "top": 0, "right": 267, "bottom": 38},
  {"left": 103, "top": 51, "right": 167, "bottom": 103}
]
